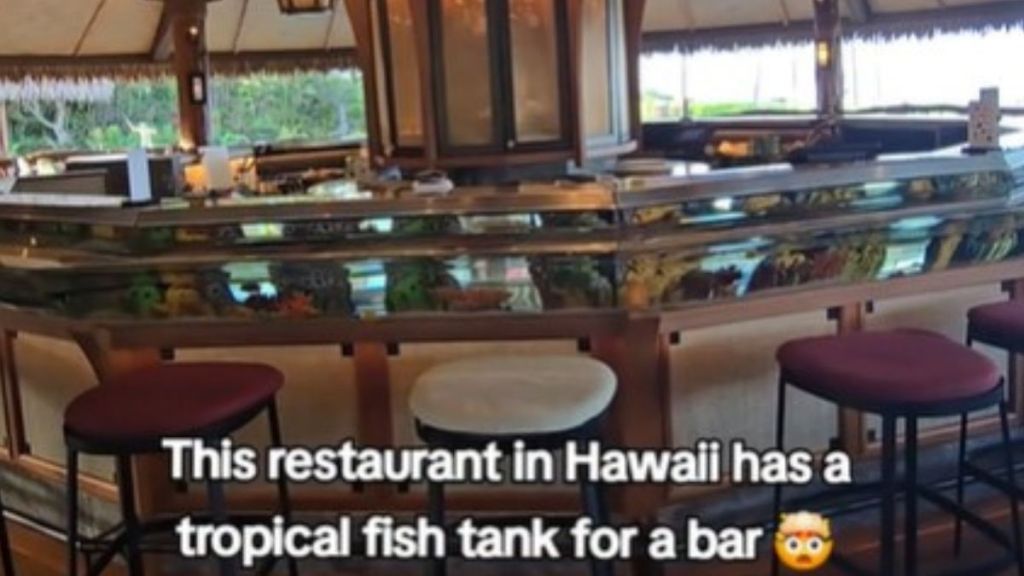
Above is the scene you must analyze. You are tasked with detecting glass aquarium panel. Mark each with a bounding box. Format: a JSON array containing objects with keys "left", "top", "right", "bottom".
[
  {"left": 628, "top": 171, "right": 1015, "bottom": 231},
  {"left": 441, "top": 0, "right": 495, "bottom": 147},
  {"left": 5, "top": 207, "right": 1024, "bottom": 321},
  {"left": 619, "top": 209, "right": 1024, "bottom": 310},
  {"left": 509, "top": 0, "right": 563, "bottom": 143},
  {"left": 383, "top": 256, "right": 543, "bottom": 314},
  {"left": 385, "top": 0, "right": 424, "bottom": 147},
  {"left": 580, "top": 0, "right": 612, "bottom": 138}
]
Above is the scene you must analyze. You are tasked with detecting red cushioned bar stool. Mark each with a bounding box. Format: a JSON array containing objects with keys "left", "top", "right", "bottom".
[
  {"left": 63, "top": 363, "right": 299, "bottom": 576},
  {"left": 956, "top": 302, "right": 1024, "bottom": 557},
  {"left": 773, "top": 330, "right": 1023, "bottom": 576}
]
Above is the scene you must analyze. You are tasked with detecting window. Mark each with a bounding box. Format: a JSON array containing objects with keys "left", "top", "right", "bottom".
[
  {"left": 4, "top": 78, "right": 179, "bottom": 155},
  {"left": 842, "top": 28, "right": 1024, "bottom": 124},
  {"left": 3, "top": 68, "right": 368, "bottom": 155},
  {"left": 641, "top": 26, "right": 1024, "bottom": 126},
  {"left": 211, "top": 69, "right": 367, "bottom": 147},
  {"left": 641, "top": 43, "right": 815, "bottom": 122}
]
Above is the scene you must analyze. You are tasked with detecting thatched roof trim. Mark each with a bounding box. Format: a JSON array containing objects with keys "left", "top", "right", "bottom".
[
  {"left": 643, "top": 0, "right": 1024, "bottom": 53},
  {"left": 0, "top": 49, "right": 359, "bottom": 82},
  {"left": 0, "top": 77, "right": 115, "bottom": 103}
]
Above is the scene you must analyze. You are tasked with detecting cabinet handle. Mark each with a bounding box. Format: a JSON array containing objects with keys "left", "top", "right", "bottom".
[{"left": 507, "top": 140, "right": 517, "bottom": 150}]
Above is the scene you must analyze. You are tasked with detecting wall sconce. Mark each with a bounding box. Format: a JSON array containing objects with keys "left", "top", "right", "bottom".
[
  {"left": 816, "top": 40, "right": 832, "bottom": 68},
  {"left": 189, "top": 73, "right": 207, "bottom": 105}
]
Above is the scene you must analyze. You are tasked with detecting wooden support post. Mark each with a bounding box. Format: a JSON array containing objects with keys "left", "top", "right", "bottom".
[
  {"left": 813, "top": 0, "right": 843, "bottom": 125},
  {"left": 352, "top": 342, "right": 396, "bottom": 501},
  {"left": 830, "top": 303, "right": 867, "bottom": 455},
  {"left": 0, "top": 331, "right": 29, "bottom": 457},
  {"left": 591, "top": 316, "right": 671, "bottom": 519},
  {"left": 623, "top": 0, "right": 648, "bottom": 151},
  {"left": 592, "top": 316, "right": 671, "bottom": 576},
  {"left": 72, "top": 334, "right": 166, "bottom": 515},
  {"left": 0, "top": 102, "right": 10, "bottom": 157},
  {"left": 1005, "top": 280, "right": 1024, "bottom": 420},
  {"left": 343, "top": 0, "right": 384, "bottom": 160},
  {"left": 168, "top": 0, "right": 212, "bottom": 150}
]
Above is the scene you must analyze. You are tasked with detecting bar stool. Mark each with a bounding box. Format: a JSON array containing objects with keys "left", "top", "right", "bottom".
[
  {"left": 773, "top": 329, "right": 1023, "bottom": 576},
  {"left": 409, "top": 355, "right": 618, "bottom": 576},
  {"left": 63, "top": 363, "right": 298, "bottom": 576},
  {"left": 958, "top": 301, "right": 1024, "bottom": 558}
]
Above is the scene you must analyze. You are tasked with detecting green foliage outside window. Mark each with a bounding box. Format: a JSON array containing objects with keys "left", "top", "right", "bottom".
[{"left": 4, "top": 70, "right": 366, "bottom": 155}]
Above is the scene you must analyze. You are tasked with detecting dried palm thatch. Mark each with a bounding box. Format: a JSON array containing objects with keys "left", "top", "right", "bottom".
[
  {"left": 0, "top": 77, "right": 116, "bottom": 103},
  {"left": 0, "top": 50, "right": 358, "bottom": 84},
  {"left": 644, "top": 0, "right": 1024, "bottom": 53}
]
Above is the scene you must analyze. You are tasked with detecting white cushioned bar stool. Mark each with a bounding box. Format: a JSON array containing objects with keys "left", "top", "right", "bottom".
[{"left": 409, "top": 355, "right": 618, "bottom": 576}]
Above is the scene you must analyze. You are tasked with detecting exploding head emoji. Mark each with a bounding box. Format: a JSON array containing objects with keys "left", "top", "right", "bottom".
[{"left": 774, "top": 512, "right": 834, "bottom": 572}]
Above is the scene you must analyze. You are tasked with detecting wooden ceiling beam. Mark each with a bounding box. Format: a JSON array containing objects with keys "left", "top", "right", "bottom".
[
  {"left": 778, "top": 0, "right": 792, "bottom": 26},
  {"left": 73, "top": 0, "right": 109, "bottom": 56},
  {"left": 232, "top": 0, "right": 251, "bottom": 53},
  {"left": 844, "top": 0, "right": 873, "bottom": 24},
  {"left": 150, "top": 3, "right": 175, "bottom": 61},
  {"left": 322, "top": 0, "right": 340, "bottom": 49}
]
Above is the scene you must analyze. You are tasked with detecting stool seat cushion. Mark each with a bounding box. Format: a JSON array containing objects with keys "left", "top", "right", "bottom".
[
  {"left": 969, "top": 301, "right": 1024, "bottom": 352},
  {"left": 64, "top": 363, "right": 282, "bottom": 446},
  {"left": 777, "top": 330, "right": 1000, "bottom": 412},
  {"left": 409, "top": 356, "right": 617, "bottom": 436}
]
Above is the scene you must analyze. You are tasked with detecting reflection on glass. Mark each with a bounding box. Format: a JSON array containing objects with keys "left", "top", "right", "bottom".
[
  {"left": 878, "top": 239, "right": 930, "bottom": 279},
  {"left": 441, "top": 0, "right": 494, "bottom": 146},
  {"left": 581, "top": 0, "right": 612, "bottom": 138},
  {"left": 509, "top": 0, "right": 562, "bottom": 143},
  {"left": 385, "top": 0, "right": 424, "bottom": 147}
]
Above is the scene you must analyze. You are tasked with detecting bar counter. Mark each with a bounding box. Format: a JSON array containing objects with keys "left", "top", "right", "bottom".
[{"left": 1, "top": 144, "right": 1023, "bottom": 539}]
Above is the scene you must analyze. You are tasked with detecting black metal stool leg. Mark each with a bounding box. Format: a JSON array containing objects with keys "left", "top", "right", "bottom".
[
  {"left": 66, "top": 447, "right": 80, "bottom": 576},
  {"left": 771, "top": 376, "right": 786, "bottom": 576},
  {"left": 206, "top": 476, "right": 236, "bottom": 576},
  {"left": 905, "top": 417, "right": 918, "bottom": 576},
  {"left": 880, "top": 416, "right": 897, "bottom": 576},
  {"left": 954, "top": 412, "right": 968, "bottom": 557},
  {"left": 999, "top": 402, "right": 1024, "bottom": 576},
  {"left": 581, "top": 479, "right": 613, "bottom": 576},
  {"left": 267, "top": 400, "right": 299, "bottom": 576},
  {"left": 116, "top": 456, "right": 144, "bottom": 576},
  {"left": 0, "top": 487, "right": 13, "bottom": 576},
  {"left": 428, "top": 481, "right": 446, "bottom": 576}
]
